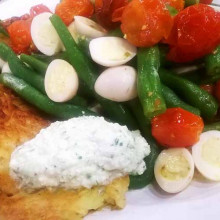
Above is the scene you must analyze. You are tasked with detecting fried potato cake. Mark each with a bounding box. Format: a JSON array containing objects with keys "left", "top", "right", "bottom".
[
  {"left": 0, "top": 84, "right": 129, "bottom": 220},
  {"left": 0, "top": 176, "right": 129, "bottom": 220},
  {"left": 0, "top": 84, "right": 49, "bottom": 195}
]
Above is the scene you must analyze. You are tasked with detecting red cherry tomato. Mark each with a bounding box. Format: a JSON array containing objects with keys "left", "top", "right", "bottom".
[
  {"left": 166, "top": 4, "right": 220, "bottom": 63},
  {"left": 55, "top": 0, "right": 94, "bottom": 26},
  {"left": 7, "top": 20, "right": 32, "bottom": 54},
  {"left": 200, "top": 84, "right": 215, "bottom": 95},
  {"left": 162, "top": 0, "right": 184, "bottom": 11},
  {"left": 121, "top": 0, "right": 173, "bottom": 47},
  {"left": 20, "top": 13, "right": 31, "bottom": 20},
  {"left": 112, "top": 6, "right": 127, "bottom": 22},
  {"left": 95, "top": 0, "right": 129, "bottom": 30},
  {"left": 30, "top": 4, "right": 51, "bottom": 18},
  {"left": 151, "top": 108, "right": 204, "bottom": 148},
  {"left": 215, "top": 81, "right": 220, "bottom": 103}
]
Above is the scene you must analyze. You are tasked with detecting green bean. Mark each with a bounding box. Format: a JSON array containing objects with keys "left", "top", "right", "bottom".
[
  {"left": 137, "top": 46, "right": 166, "bottom": 119},
  {"left": 0, "top": 22, "right": 9, "bottom": 37},
  {"left": 77, "top": 36, "right": 91, "bottom": 57},
  {"left": 50, "top": 15, "right": 96, "bottom": 91},
  {"left": 50, "top": 14, "right": 138, "bottom": 130},
  {"left": 31, "top": 52, "right": 69, "bottom": 63},
  {"left": 159, "top": 68, "right": 218, "bottom": 119},
  {"left": 0, "top": 43, "right": 89, "bottom": 107},
  {"left": 20, "top": 54, "right": 48, "bottom": 75},
  {"left": 128, "top": 99, "right": 160, "bottom": 189},
  {"left": 161, "top": 84, "right": 201, "bottom": 115},
  {"left": 67, "top": 96, "right": 87, "bottom": 107},
  {"left": 0, "top": 73, "right": 96, "bottom": 119},
  {"left": 205, "top": 46, "right": 220, "bottom": 76},
  {"left": 0, "top": 43, "right": 45, "bottom": 94},
  {"left": 0, "top": 41, "right": 11, "bottom": 60}
]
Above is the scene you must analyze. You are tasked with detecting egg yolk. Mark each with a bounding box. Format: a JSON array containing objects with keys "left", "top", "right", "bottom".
[
  {"left": 160, "top": 154, "right": 190, "bottom": 180},
  {"left": 202, "top": 137, "right": 220, "bottom": 168}
]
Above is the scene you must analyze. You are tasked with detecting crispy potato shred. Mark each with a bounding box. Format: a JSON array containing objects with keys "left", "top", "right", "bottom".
[
  {"left": 0, "top": 84, "right": 129, "bottom": 220},
  {"left": 0, "top": 84, "right": 50, "bottom": 195}
]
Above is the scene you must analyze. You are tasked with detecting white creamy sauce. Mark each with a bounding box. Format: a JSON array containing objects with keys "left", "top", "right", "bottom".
[{"left": 10, "top": 116, "right": 150, "bottom": 191}]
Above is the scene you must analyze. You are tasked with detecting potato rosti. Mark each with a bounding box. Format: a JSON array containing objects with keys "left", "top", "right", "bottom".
[
  {"left": 0, "top": 84, "right": 129, "bottom": 220},
  {"left": 0, "top": 176, "right": 129, "bottom": 220},
  {"left": 0, "top": 84, "right": 49, "bottom": 195}
]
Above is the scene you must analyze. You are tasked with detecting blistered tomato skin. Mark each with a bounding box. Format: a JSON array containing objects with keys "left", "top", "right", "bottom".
[
  {"left": 121, "top": 0, "right": 173, "bottom": 47},
  {"left": 151, "top": 108, "right": 204, "bottom": 148},
  {"left": 95, "top": 0, "right": 129, "bottom": 30},
  {"left": 166, "top": 4, "right": 220, "bottom": 63},
  {"left": 55, "top": 0, "right": 94, "bottom": 26},
  {"left": 30, "top": 4, "right": 51, "bottom": 18},
  {"left": 7, "top": 20, "right": 32, "bottom": 54}
]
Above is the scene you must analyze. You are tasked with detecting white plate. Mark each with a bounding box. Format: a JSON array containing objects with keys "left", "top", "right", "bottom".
[{"left": 1, "top": 1, "right": 220, "bottom": 220}]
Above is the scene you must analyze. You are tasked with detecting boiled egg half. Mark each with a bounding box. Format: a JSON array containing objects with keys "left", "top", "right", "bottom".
[
  {"left": 44, "top": 59, "right": 79, "bottom": 102},
  {"left": 192, "top": 130, "right": 220, "bottom": 181},
  {"left": 154, "top": 148, "right": 194, "bottom": 193},
  {"left": 89, "top": 37, "right": 137, "bottom": 67},
  {"left": 74, "top": 16, "right": 106, "bottom": 38},
  {"left": 95, "top": 65, "right": 137, "bottom": 102},
  {"left": 31, "top": 12, "right": 62, "bottom": 56}
]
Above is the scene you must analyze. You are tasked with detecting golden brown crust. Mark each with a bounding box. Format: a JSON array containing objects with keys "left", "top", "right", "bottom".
[
  {"left": 0, "top": 84, "right": 49, "bottom": 195},
  {"left": 0, "top": 84, "right": 129, "bottom": 220},
  {"left": 0, "top": 176, "right": 129, "bottom": 220}
]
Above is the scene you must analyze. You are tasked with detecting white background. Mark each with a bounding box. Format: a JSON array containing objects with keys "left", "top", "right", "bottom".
[{"left": 0, "top": 0, "right": 220, "bottom": 219}]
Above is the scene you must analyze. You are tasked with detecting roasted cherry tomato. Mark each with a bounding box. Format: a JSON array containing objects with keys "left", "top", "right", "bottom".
[
  {"left": 95, "top": 0, "right": 129, "bottom": 30},
  {"left": 30, "top": 4, "right": 51, "bottom": 17},
  {"left": 215, "top": 81, "right": 220, "bottom": 103},
  {"left": 55, "top": 0, "right": 94, "bottom": 25},
  {"left": 121, "top": 0, "right": 173, "bottom": 47},
  {"left": 166, "top": 4, "right": 220, "bottom": 63},
  {"left": 200, "top": 84, "right": 215, "bottom": 95},
  {"left": 163, "top": 0, "right": 184, "bottom": 11},
  {"left": 7, "top": 20, "right": 32, "bottom": 54},
  {"left": 20, "top": 13, "right": 31, "bottom": 20},
  {"left": 112, "top": 5, "right": 127, "bottom": 22},
  {"left": 151, "top": 108, "right": 204, "bottom": 148}
]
